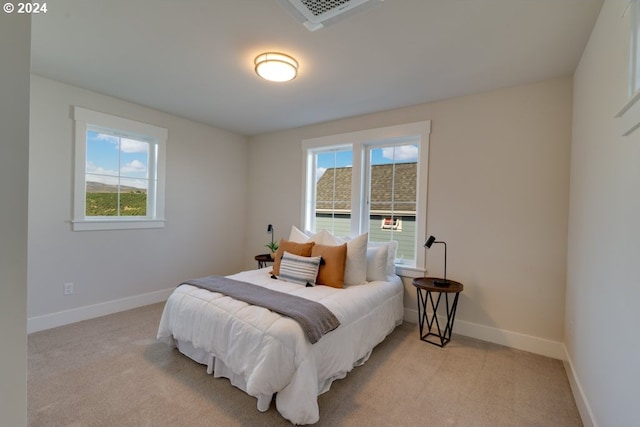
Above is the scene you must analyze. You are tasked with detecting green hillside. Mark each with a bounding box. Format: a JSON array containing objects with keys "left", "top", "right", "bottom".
[{"left": 86, "top": 185, "right": 147, "bottom": 216}]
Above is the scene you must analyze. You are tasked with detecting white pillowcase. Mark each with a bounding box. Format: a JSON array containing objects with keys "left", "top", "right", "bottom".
[
  {"left": 338, "top": 232, "right": 368, "bottom": 286},
  {"left": 289, "top": 226, "right": 336, "bottom": 245},
  {"left": 288, "top": 225, "right": 309, "bottom": 243},
  {"left": 308, "top": 229, "right": 337, "bottom": 245},
  {"left": 368, "top": 240, "right": 398, "bottom": 277},
  {"left": 366, "top": 244, "right": 388, "bottom": 282}
]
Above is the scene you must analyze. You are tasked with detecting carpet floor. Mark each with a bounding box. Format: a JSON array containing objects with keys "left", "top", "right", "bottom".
[{"left": 28, "top": 302, "right": 582, "bottom": 426}]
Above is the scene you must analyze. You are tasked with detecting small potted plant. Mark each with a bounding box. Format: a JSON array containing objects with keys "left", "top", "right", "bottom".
[{"left": 265, "top": 241, "right": 278, "bottom": 259}]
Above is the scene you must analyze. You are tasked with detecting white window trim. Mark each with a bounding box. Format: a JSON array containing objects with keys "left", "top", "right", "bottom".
[
  {"left": 617, "top": 0, "right": 640, "bottom": 136},
  {"left": 301, "top": 121, "right": 431, "bottom": 277},
  {"left": 72, "top": 106, "right": 167, "bottom": 231}
]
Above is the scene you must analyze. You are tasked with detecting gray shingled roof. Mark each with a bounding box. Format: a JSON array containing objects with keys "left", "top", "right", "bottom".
[{"left": 316, "top": 163, "right": 416, "bottom": 214}]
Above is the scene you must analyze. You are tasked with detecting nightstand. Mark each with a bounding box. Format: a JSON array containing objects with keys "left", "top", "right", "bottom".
[
  {"left": 412, "top": 277, "right": 464, "bottom": 347},
  {"left": 254, "top": 253, "right": 274, "bottom": 269}
]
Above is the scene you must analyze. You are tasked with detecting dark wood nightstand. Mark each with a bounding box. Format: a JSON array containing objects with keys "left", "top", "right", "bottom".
[
  {"left": 254, "top": 253, "right": 274, "bottom": 269},
  {"left": 412, "top": 277, "right": 464, "bottom": 347}
]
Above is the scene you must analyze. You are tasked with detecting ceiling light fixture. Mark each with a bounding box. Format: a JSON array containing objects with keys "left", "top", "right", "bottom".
[{"left": 254, "top": 52, "right": 298, "bottom": 82}]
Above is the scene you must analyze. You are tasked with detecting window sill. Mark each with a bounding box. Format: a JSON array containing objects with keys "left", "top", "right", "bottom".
[
  {"left": 72, "top": 218, "right": 166, "bottom": 231},
  {"left": 395, "top": 265, "right": 427, "bottom": 278},
  {"left": 616, "top": 91, "right": 640, "bottom": 136}
]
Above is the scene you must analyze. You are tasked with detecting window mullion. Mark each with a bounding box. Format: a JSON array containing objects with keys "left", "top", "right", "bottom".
[
  {"left": 147, "top": 144, "right": 156, "bottom": 218},
  {"left": 331, "top": 159, "right": 337, "bottom": 234},
  {"left": 351, "top": 141, "right": 364, "bottom": 235},
  {"left": 117, "top": 137, "right": 121, "bottom": 217},
  {"left": 310, "top": 154, "right": 317, "bottom": 232},
  {"left": 362, "top": 148, "right": 368, "bottom": 238},
  {"left": 390, "top": 147, "right": 397, "bottom": 241}
]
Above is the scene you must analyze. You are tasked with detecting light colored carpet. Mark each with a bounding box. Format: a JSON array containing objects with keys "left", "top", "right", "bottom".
[{"left": 28, "top": 303, "right": 582, "bottom": 426}]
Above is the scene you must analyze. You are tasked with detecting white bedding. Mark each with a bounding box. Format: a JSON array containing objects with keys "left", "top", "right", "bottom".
[{"left": 157, "top": 267, "right": 404, "bottom": 425}]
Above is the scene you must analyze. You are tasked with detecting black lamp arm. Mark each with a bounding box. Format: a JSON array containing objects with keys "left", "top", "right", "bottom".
[
  {"left": 267, "top": 224, "right": 274, "bottom": 245},
  {"left": 441, "top": 241, "right": 447, "bottom": 284},
  {"left": 424, "top": 235, "right": 448, "bottom": 286}
]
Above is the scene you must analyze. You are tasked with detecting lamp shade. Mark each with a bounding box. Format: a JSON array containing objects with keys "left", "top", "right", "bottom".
[
  {"left": 255, "top": 52, "right": 298, "bottom": 82},
  {"left": 424, "top": 235, "right": 436, "bottom": 248}
]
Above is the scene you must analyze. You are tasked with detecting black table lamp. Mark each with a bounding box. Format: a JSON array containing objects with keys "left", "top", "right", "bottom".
[
  {"left": 424, "top": 235, "right": 449, "bottom": 287},
  {"left": 267, "top": 224, "right": 274, "bottom": 246}
]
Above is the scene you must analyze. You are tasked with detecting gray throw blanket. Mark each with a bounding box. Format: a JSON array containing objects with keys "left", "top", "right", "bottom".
[{"left": 182, "top": 275, "right": 340, "bottom": 344}]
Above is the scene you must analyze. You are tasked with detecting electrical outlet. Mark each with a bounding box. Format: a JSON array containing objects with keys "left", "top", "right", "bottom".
[{"left": 64, "top": 282, "right": 74, "bottom": 295}]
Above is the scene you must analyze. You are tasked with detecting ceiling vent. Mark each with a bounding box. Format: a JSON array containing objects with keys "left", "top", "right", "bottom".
[{"left": 276, "top": 0, "right": 384, "bottom": 32}]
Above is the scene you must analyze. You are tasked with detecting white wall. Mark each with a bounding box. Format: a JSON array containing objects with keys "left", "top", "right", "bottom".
[
  {"left": 247, "top": 77, "right": 573, "bottom": 356},
  {"left": 0, "top": 13, "right": 30, "bottom": 427},
  {"left": 28, "top": 76, "right": 249, "bottom": 331},
  {"left": 567, "top": 1, "right": 640, "bottom": 426}
]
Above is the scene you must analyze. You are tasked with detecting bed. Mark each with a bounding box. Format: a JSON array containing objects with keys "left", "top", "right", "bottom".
[{"left": 157, "top": 230, "right": 403, "bottom": 425}]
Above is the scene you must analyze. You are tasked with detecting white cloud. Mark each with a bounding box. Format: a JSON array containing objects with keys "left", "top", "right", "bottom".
[
  {"left": 382, "top": 145, "right": 418, "bottom": 162},
  {"left": 85, "top": 161, "right": 147, "bottom": 189},
  {"left": 94, "top": 133, "right": 149, "bottom": 153},
  {"left": 121, "top": 160, "right": 147, "bottom": 174},
  {"left": 95, "top": 133, "right": 118, "bottom": 144},
  {"left": 120, "top": 138, "right": 149, "bottom": 153},
  {"left": 86, "top": 161, "right": 117, "bottom": 176}
]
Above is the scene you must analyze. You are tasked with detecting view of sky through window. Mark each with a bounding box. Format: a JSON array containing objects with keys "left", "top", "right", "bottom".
[
  {"left": 315, "top": 144, "right": 418, "bottom": 180},
  {"left": 85, "top": 130, "right": 150, "bottom": 190},
  {"left": 370, "top": 144, "right": 418, "bottom": 166}
]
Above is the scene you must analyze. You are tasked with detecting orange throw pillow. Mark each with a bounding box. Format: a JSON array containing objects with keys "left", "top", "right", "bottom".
[
  {"left": 311, "top": 243, "right": 347, "bottom": 288},
  {"left": 272, "top": 239, "right": 315, "bottom": 276}
]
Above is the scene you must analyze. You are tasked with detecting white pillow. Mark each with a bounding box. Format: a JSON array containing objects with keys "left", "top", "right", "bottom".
[
  {"left": 337, "top": 232, "right": 368, "bottom": 286},
  {"left": 307, "top": 229, "right": 338, "bottom": 245},
  {"left": 278, "top": 251, "right": 321, "bottom": 286},
  {"left": 368, "top": 240, "right": 398, "bottom": 277},
  {"left": 366, "top": 244, "right": 388, "bottom": 282},
  {"left": 288, "top": 225, "right": 309, "bottom": 243},
  {"left": 290, "top": 227, "right": 337, "bottom": 245}
]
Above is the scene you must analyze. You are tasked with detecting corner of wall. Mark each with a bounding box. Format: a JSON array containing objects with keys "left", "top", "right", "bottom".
[{"left": 563, "top": 345, "right": 598, "bottom": 427}]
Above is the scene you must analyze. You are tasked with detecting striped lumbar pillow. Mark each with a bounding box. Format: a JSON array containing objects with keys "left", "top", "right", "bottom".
[{"left": 278, "top": 251, "right": 322, "bottom": 286}]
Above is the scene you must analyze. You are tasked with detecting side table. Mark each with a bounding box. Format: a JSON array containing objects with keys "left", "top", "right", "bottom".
[
  {"left": 254, "top": 253, "right": 274, "bottom": 269},
  {"left": 412, "top": 277, "right": 464, "bottom": 347}
]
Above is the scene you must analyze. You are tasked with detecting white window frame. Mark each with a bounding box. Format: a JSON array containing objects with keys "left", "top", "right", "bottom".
[
  {"left": 616, "top": 0, "right": 640, "bottom": 135},
  {"left": 72, "top": 106, "right": 167, "bottom": 231},
  {"left": 301, "top": 121, "right": 430, "bottom": 277}
]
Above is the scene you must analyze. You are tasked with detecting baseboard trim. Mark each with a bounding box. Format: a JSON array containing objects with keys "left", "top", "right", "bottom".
[
  {"left": 28, "top": 294, "right": 565, "bottom": 361},
  {"left": 563, "top": 345, "right": 598, "bottom": 427},
  {"left": 403, "top": 308, "right": 565, "bottom": 360},
  {"left": 27, "top": 288, "right": 174, "bottom": 334}
]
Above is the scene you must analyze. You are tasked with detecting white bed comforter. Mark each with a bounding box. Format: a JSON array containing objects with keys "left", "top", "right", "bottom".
[{"left": 157, "top": 268, "right": 404, "bottom": 425}]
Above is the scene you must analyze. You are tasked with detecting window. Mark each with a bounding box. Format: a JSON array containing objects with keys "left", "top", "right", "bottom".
[
  {"left": 310, "top": 147, "right": 353, "bottom": 237},
  {"left": 302, "top": 121, "right": 430, "bottom": 276},
  {"left": 72, "top": 107, "right": 167, "bottom": 231},
  {"left": 617, "top": 0, "right": 640, "bottom": 135},
  {"left": 367, "top": 142, "right": 418, "bottom": 262},
  {"left": 630, "top": 0, "right": 640, "bottom": 95}
]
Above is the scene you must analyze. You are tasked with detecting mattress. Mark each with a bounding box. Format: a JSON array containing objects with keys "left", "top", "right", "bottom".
[{"left": 157, "top": 267, "right": 404, "bottom": 425}]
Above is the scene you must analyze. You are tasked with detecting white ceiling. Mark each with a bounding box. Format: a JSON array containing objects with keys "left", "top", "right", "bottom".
[{"left": 31, "top": 0, "right": 603, "bottom": 136}]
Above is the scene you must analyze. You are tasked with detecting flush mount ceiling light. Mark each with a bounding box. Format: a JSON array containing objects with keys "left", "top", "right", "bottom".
[{"left": 254, "top": 52, "right": 298, "bottom": 82}]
